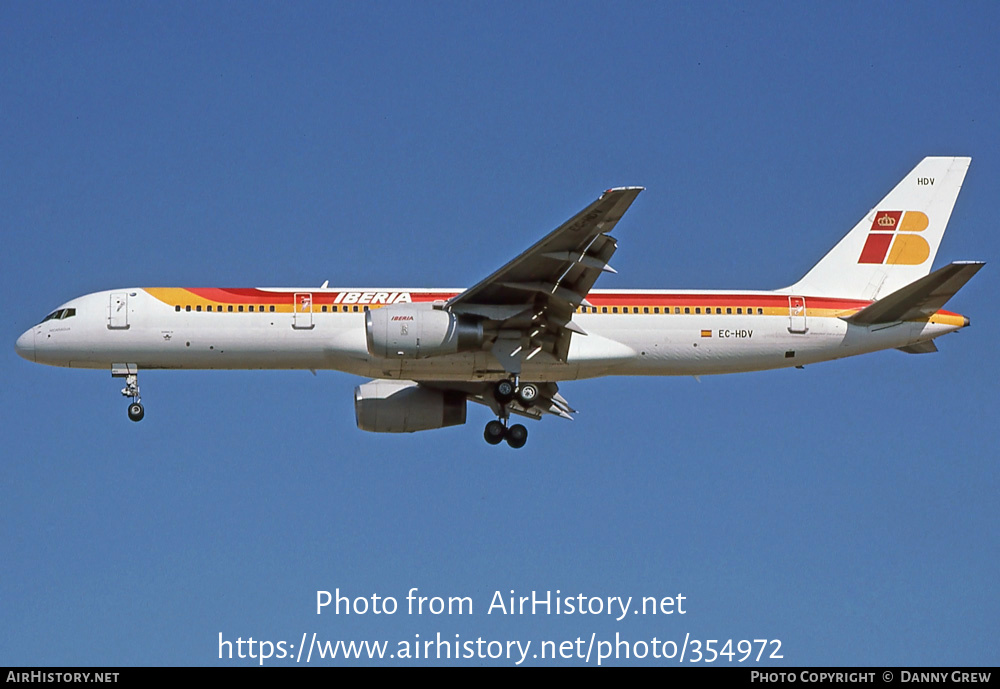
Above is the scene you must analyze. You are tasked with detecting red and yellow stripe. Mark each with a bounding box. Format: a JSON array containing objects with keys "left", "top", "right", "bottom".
[{"left": 144, "top": 288, "right": 965, "bottom": 323}]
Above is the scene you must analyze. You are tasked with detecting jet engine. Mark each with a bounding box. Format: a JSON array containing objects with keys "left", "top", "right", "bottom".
[
  {"left": 365, "top": 303, "right": 483, "bottom": 358},
  {"left": 354, "top": 379, "right": 467, "bottom": 433}
]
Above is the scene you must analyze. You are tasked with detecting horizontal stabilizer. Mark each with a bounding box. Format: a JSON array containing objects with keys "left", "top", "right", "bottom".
[
  {"left": 897, "top": 341, "right": 939, "bottom": 354},
  {"left": 845, "top": 261, "right": 984, "bottom": 325}
]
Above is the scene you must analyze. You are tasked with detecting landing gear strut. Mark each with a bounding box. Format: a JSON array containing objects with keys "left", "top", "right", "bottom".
[
  {"left": 113, "top": 364, "right": 144, "bottom": 422},
  {"left": 485, "top": 378, "right": 533, "bottom": 448}
]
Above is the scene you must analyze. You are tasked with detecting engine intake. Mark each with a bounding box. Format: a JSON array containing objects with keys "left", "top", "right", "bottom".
[
  {"left": 354, "top": 380, "right": 467, "bottom": 433},
  {"left": 366, "top": 304, "right": 483, "bottom": 358}
]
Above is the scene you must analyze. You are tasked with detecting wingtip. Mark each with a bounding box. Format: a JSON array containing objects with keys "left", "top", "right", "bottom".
[{"left": 604, "top": 186, "right": 645, "bottom": 194}]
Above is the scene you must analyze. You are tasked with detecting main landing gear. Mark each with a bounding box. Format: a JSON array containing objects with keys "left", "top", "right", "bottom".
[
  {"left": 483, "top": 418, "right": 528, "bottom": 449},
  {"left": 483, "top": 378, "right": 537, "bottom": 448},
  {"left": 113, "top": 364, "right": 144, "bottom": 422}
]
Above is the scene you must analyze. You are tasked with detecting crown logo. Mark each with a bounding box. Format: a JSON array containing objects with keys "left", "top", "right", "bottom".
[{"left": 859, "top": 210, "right": 930, "bottom": 265}]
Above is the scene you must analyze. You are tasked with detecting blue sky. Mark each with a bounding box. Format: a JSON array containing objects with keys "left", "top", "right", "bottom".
[{"left": 2, "top": 2, "right": 997, "bottom": 666}]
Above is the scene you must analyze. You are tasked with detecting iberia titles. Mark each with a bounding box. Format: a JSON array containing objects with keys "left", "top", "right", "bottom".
[{"left": 332, "top": 291, "right": 412, "bottom": 305}]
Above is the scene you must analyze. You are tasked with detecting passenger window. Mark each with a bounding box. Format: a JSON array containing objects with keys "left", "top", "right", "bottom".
[
  {"left": 228, "top": 305, "right": 234, "bottom": 312},
  {"left": 684, "top": 307, "right": 690, "bottom": 314},
  {"left": 175, "top": 305, "right": 181, "bottom": 312},
  {"left": 238, "top": 305, "right": 244, "bottom": 312},
  {"left": 353, "top": 305, "right": 359, "bottom": 312},
  {"left": 726, "top": 307, "right": 732, "bottom": 314},
  {"left": 270, "top": 305, "right": 275, "bottom": 313},
  {"left": 322, "top": 305, "right": 328, "bottom": 312},
  {"left": 185, "top": 306, "right": 191, "bottom": 312},
  {"left": 695, "top": 307, "right": 701, "bottom": 314},
  {"left": 757, "top": 308, "right": 763, "bottom": 315},
  {"left": 737, "top": 308, "right": 742, "bottom": 314},
  {"left": 601, "top": 307, "right": 608, "bottom": 314}
]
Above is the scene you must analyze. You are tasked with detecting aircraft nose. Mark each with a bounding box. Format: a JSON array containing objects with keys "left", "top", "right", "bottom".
[{"left": 15, "top": 329, "right": 35, "bottom": 362}]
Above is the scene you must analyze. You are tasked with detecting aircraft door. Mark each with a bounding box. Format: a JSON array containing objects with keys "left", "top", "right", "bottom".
[
  {"left": 293, "top": 292, "right": 314, "bottom": 329},
  {"left": 788, "top": 296, "right": 807, "bottom": 334},
  {"left": 109, "top": 292, "right": 129, "bottom": 329}
]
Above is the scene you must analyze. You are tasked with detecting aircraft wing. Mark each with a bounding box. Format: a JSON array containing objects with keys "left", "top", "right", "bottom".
[{"left": 446, "top": 187, "right": 643, "bottom": 373}]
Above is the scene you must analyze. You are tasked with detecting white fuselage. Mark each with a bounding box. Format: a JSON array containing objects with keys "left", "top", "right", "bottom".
[{"left": 16, "top": 287, "right": 963, "bottom": 381}]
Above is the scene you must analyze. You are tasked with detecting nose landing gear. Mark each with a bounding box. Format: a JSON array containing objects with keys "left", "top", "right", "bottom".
[
  {"left": 113, "top": 364, "right": 144, "bottom": 422},
  {"left": 484, "top": 378, "right": 534, "bottom": 448}
]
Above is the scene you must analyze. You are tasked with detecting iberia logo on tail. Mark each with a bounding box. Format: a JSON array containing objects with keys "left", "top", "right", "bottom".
[{"left": 858, "top": 211, "right": 930, "bottom": 265}]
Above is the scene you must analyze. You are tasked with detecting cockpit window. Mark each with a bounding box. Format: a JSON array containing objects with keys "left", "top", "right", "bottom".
[{"left": 39, "top": 308, "right": 76, "bottom": 323}]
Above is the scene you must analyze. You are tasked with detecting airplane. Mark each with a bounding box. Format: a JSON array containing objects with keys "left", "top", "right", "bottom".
[{"left": 15, "top": 156, "right": 983, "bottom": 448}]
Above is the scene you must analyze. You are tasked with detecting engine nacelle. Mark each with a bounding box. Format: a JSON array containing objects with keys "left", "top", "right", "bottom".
[
  {"left": 354, "top": 380, "right": 467, "bottom": 433},
  {"left": 365, "top": 303, "right": 483, "bottom": 358}
]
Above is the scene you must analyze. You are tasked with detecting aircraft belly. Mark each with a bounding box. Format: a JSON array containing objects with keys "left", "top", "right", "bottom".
[{"left": 392, "top": 352, "right": 586, "bottom": 383}]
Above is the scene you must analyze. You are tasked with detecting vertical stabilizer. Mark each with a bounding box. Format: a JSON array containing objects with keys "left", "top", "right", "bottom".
[{"left": 784, "top": 157, "right": 970, "bottom": 301}]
